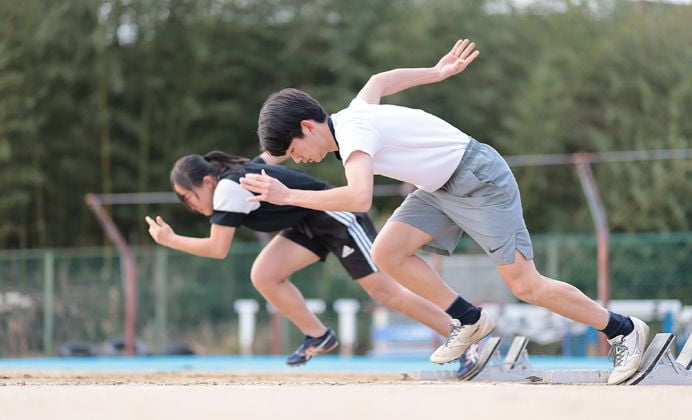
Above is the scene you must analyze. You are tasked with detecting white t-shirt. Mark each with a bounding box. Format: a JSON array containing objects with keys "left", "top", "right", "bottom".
[{"left": 330, "top": 98, "right": 470, "bottom": 192}]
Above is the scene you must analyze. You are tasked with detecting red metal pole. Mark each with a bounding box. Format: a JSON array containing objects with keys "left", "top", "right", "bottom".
[
  {"left": 85, "top": 193, "right": 137, "bottom": 356},
  {"left": 573, "top": 155, "right": 610, "bottom": 356}
]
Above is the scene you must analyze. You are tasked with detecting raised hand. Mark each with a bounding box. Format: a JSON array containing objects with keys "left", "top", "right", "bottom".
[
  {"left": 145, "top": 215, "right": 175, "bottom": 246},
  {"left": 434, "top": 39, "right": 480, "bottom": 81},
  {"left": 239, "top": 169, "right": 291, "bottom": 205}
]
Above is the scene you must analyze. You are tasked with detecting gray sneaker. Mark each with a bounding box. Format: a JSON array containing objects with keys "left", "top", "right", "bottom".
[
  {"left": 430, "top": 310, "right": 495, "bottom": 364},
  {"left": 607, "top": 317, "right": 649, "bottom": 385}
]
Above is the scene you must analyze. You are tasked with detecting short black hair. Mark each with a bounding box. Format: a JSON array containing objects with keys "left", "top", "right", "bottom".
[{"left": 258, "top": 88, "right": 328, "bottom": 156}]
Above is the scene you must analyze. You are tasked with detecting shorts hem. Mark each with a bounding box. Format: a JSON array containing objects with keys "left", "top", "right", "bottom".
[
  {"left": 351, "top": 268, "right": 380, "bottom": 281},
  {"left": 389, "top": 217, "right": 456, "bottom": 257},
  {"left": 421, "top": 245, "right": 452, "bottom": 257},
  {"left": 493, "top": 246, "right": 534, "bottom": 266}
]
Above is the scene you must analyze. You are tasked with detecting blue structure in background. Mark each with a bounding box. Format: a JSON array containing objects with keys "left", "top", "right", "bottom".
[{"left": 0, "top": 354, "right": 612, "bottom": 373}]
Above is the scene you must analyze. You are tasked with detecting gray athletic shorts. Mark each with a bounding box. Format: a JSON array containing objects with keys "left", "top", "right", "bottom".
[{"left": 389, "top": 138, "right": 533, "bottom": 265}]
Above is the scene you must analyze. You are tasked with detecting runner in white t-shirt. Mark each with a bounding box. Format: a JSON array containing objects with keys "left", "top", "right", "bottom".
[{"left": 240, "top": 39, "right": 648, "bottom": 384}]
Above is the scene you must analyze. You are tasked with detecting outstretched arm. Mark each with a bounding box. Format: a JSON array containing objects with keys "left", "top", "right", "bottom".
[
  {"left": 145, "top": 216, "right": 236, "bottom": 259},
  {"left": 239, "top": 152, "right": 374, "bottom": 212},
  {"left": 357, "top": 38, "right": 480, "bottom": 105}
]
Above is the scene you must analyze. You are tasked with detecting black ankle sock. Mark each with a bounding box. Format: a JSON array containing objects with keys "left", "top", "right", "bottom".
[
  {"left": 446, "top": 296, "right": 481, "bottom": 325},
  {"left": 306, "top": 329, "right": 330, "bottom": 340},
  {"left": 600, "top": 311, "right": 634, "bottom": 339}
]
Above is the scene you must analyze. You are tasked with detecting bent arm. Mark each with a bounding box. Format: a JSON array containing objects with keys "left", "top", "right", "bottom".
[
  {"left": 357, "top": 67, "right": 444, "bottom": 105},
  {"left": 164, "top": 224, "right": 236, "bottom": 259},
  {"left": 146, "top": 215, "right": 236, "bottom": 259},
  {"left": 239, "top": 152, "right": 374, "bottom": 212},
  {"left": 357, "top": 38, "right": 479, "bottom": 105},
  {"left": 285, "top": 152, "right": 374, "bottom": 212}
]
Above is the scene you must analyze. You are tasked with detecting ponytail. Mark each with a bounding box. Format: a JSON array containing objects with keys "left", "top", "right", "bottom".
[
  {"left": 203, "top": 151, "right": 249, "bottom": 176},
  {"left": 170, "top": 151, "right": 249, "bottom": 205}
]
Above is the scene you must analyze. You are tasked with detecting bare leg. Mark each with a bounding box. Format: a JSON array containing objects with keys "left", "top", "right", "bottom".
[
  {"left": 357, "top": 271, "right": 451, "bottom": 336},
  {"left": 496, "top": 250, "right": 609, "bottom": 329},
  {"left": 371, "top": 221, "right": 458, "bottom": 309},
  {"left": 251, "top": 236, "right": 325, "bottom": 337}
]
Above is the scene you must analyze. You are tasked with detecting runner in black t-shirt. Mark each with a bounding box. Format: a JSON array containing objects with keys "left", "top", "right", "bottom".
[{"left": 145, "top": 150, "right": 478, "bottom": 374}]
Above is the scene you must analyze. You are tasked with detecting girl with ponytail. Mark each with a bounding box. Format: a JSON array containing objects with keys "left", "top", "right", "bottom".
[{"left": 145, "top": 151, "right": 479, "bottom": 374}]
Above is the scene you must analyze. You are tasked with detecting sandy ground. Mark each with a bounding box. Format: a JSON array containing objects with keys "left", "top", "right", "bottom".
[
  {"left": 0, "top": 370, "right": 404, "bottom": 385},
  {"left": 0, "top": 371, "right": 690, "bottom": 420}
]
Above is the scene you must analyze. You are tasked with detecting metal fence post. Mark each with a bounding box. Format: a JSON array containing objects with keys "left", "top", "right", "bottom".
[
  {"left": 546, "top": 235, "right": 560, "bottom": 280},
  {"left": 43, "top": 250, "right": 54, "bottom": 356},
  {"left": 574, "top": 156, "right": 610, "bottom": 356},
  {"left": 154, "top": 247, "right": 168, "bottom": 353}
]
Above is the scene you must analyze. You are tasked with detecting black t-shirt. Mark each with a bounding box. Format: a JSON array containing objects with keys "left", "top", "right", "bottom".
[{"left": 209, "top": 157, "right": 331, "bottom": 232}]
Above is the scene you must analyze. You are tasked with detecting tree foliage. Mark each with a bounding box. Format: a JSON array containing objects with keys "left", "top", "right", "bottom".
[{"left": 1, "top": 0, "right": 690, "bottom": 249}]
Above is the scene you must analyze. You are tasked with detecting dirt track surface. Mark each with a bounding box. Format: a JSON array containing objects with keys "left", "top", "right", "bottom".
[
  {"left": 0, "top": 371, "right": 690, "bottom": 420},
  {"left": 0, "top": 370, "right": 404, "bottom": 385}
]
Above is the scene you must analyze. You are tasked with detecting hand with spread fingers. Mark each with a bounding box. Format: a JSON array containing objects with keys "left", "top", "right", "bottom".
[
  {"left": 145, "top": 215, "right": 175, "bottom": 246},
  {"left": 239, "top": 169, "right": 291, "bottom": 205},
  {"left": 434, "top": 38, "right": 480, "bottom": 82}
]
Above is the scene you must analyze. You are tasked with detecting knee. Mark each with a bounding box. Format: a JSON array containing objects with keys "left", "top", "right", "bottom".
[
  {"left": 504, "top": 272, "right": 546, "bottom": 304},
  {"left": 250, "top": 266, "right": 281, "bottom": 292},
  {"left": 510, "top": 282, "right": 537, "bottom": 303},
  {"left": 371, "top": 241, "right": 406, "bottom": 272}
]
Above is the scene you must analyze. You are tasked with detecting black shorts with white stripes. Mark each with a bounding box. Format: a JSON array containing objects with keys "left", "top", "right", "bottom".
[{"left": 279, "top": 211, "right": 379, "bottom": 280}]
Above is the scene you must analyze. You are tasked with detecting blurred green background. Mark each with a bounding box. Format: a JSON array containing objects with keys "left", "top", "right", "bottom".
[{"left": 0, "top": 0, "right": 690, "bottom": 356}]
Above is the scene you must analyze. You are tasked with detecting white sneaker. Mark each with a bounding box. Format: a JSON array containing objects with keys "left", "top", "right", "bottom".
[
  {"left": 607, "top": 316, "right": 649, "bottom": 385},
  {"left": 430, "top": 310, "right": 495, "bottom": 364}
]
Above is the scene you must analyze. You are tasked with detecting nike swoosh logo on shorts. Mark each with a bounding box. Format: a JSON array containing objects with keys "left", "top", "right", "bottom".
[{"left": 489, "top": 237, "right": 512, "bottom": 254}]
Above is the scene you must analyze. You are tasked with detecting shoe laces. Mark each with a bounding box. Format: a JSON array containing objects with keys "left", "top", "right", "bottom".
[
  {"left": 608, "top": 336, "right": 627, "bottom": 367},
  {"left": 294, "top": 336, "right": 318, "bottom": 356},
  {"left": 293, "top": 343, "right": 309, "bottom": 357},
  {"left": 444, "top": 321, "right": 463, "bottom": 347}
]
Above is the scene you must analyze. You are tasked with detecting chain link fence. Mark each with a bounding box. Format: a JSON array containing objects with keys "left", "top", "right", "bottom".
[{"left": 1, "top": 233, "right": 690, "bottom": 357}]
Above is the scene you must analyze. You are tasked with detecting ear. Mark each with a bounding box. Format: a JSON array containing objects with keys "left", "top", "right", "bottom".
[
  {"left": 202, "top": 175, "right": 217, "bottom": 189},
  {"left": 300, "top": 120, "right": 316, "bottom": 135}
]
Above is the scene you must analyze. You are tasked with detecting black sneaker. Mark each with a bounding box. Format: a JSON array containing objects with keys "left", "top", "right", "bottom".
[
  {"left": 286, "top": 329, "right": 339, "bottom": 366},
  {"left": 456, "top": 342, "right": 480, "bottom": 380}
]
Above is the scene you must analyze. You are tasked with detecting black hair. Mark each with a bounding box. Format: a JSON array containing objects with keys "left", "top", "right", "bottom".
[
  {"left": 170, "top": 151, "right": 249, "bottom": 210},
  {"left": 258, "top": 88, "right": 328, "bottom": 156}
]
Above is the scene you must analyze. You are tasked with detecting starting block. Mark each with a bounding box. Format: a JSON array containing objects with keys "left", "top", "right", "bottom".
[
  {"left": 406, "top": 333, "right": 692, "bottom": 385},
  {"left": 470, "top": 336, "right": 534, "bottom": 382},
  {"left": 625, "top": 333, "right": 692, "bottom": 385}
]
